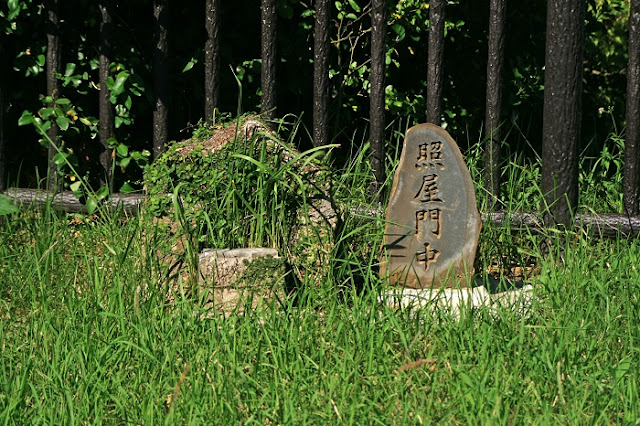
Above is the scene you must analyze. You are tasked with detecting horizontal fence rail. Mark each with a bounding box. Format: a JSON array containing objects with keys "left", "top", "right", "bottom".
[{"left": 3, "top": 188, "right": 640, "bottom": 239}]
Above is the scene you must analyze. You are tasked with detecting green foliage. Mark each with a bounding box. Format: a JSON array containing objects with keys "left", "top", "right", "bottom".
[
  {"left": 18, "top": 92, "right": 150, "bottom": 198},
  {"left": 0, "top": 0, "right": 37, "bottom": 35},
  {"left": 579, "top": 115, "right": 625, "bottom": 213},
  {"left": 144, "top": 115, "right": 334, "bottom": 250},
  {"left": 0, "top": 194, "right": 18, "bottom": 216},
  {"left": 4, "top": 1, "right": 152, "bottom": 189}
]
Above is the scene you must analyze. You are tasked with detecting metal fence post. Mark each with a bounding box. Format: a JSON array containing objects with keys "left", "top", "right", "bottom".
[
  {"left": 99, "top": 0, "right": 114, "bottom": 192},
  {"left": 484, "top": 0, "right": 506, "bottom": 210},
  {"left": 624, "top": 0, "right": 640, "bottom": 216},
  {"left": 205, "top": 0, "right": 221, "bottom": 122},
  {"left": 427, "top": 0, "right": 445, "bottom": 125},
  {"left": 541, "top": 0, "right": 585, "bottom": 227},
  {"left": 261, "top": 0, "right": 277, "bottom": 118},
  {"left": 153, "top": 0, "right": 169, "bottom": 160},
  {"left": 313, "top": 0, "right": 330, "bottom": 147},
  {"left": 370, "top": 0, "right": 386, "bottom": 192}
]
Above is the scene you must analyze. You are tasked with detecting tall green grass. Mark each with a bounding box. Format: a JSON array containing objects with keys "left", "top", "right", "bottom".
[{"left": 1, "top": 124, "right": 639, "bottom": 423}]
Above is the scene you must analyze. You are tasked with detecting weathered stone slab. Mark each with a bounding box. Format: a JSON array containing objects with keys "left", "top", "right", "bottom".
[
  {"left": 379, "top": 284, "right": 535, "bottom": 320},
  {"left": 198, "top": 248, "right": 286, "bottom": 315},
  {"left": 380, "top": 123, "right": 481, "bottom": 288}
]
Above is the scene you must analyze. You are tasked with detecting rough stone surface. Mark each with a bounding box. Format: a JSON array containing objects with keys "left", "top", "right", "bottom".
[
  {"left": 198, "top": 248, "right": 287, "bottom": 315},
  {"left": 380, "top": 123, "right": 482, "bottom": 288}
]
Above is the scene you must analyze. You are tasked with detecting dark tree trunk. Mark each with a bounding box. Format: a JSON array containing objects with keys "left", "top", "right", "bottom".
[
  {"left": 484, "top": 0, "right": 506, "bottom": 210},
  {"left": 46, "top": 0, "right": 61, "bottom": 190},
  {"left": 625, "top": 0, "right": 640, "bottom": 216},
  {"left": 204, "top": 0, "right": 221, "bottom": 121},
  {"left": 99, "top": 0, "right": 114, "bottom": 192},
  {"left": 260, "top": 0, "right": 277, "bottom": 117},
  {"left": 541, "top": 0, "right": 585, "bottom": 227},
  {"left": 370, "top": 0, "right": 386, "bottom": 192},
  {"left": 313, "top": 0, "right": 330, "bottom": 147},
  {"left": 153, "top": 0, "right": 169, "bottom": 160},
  {"left": 427, "top": 0, "right": 445, "bottom": 125}
]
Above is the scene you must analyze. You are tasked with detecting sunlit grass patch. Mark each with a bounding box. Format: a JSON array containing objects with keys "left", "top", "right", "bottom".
[{"left": 1, "top": 126, "right": 639, "bottom": 423}]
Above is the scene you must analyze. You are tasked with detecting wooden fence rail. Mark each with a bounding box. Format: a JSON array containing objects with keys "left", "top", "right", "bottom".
[{"left": 3, "top": 188, "right": 639, "bottom": 239}]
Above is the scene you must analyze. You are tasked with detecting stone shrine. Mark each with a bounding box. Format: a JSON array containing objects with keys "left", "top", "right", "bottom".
[{"left": 381, "top": 124, "right": 482, "bottom": 288}]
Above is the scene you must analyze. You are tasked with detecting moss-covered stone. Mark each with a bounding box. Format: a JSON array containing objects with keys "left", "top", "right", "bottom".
[{"left": 142, "top": 115, "right": 339, "bottom": 291}]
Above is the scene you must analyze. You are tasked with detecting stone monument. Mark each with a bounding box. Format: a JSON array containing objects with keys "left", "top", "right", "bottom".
[{"left": 381, "top": 123, "right": 482, "bottom": 288}]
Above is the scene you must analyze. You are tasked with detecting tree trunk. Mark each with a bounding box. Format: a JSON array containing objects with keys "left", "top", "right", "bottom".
[
  {"left": 260, "top": 0, "right": 277, "bottom": 117},
  {"left": 46, "top": 0, "right": 61, "bottom": 190},
  {"left": 427, "top": 0, "right": 445, "bottom": 125},
  {"left": 313, "top": 0, "right": 330, "bottom": 147},
  {"left": 204, "top": 0, "right": 221, "bottom": 121},
  {"left": 484, "top": 0, "right": 506, "bottom": 210},
  {"left": 153, "top": 0, "right": 169, "bottom": 160},
  {"left": 541, "top": 0, "right": 585, "bottom": 227},
  {"left": 370, "top": 0, "right": 386, "bottom": 192},
  {"left": 624, "top": 0, "right": 640, "bottom": 215},
  {"left": 99, "top": 0, "right": 114, "bottom": 192}
]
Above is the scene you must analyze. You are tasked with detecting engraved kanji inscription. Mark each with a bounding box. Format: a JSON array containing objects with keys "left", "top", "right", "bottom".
[
  {"left": 415, "top": 174, "right": 442, "bottom": 203},
  {"left": 416, "top": 242, "right": 440, "bottom": 272},
  {"left": 416, "top": 140, "right": 445, "bottom": 170},
  {"left": 381, "top": 123, "right": 482, "bottom": 289},
  {"left": 415, "top": 208, "right": 442, "bottom": 238}
]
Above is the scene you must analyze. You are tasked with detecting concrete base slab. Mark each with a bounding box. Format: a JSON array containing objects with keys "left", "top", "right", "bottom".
[{"left": 380, "top": 283, "right": 535, "bottom": 319}]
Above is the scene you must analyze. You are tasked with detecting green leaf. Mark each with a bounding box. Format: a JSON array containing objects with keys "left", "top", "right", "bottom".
[
  {"left": 52, "top": 152, "right": 69, "bottom": 166},
  {"left": 107, "top": 137, "right": 119, "bottom": 149},
  {"left": 392, "top": 24, "right": 406, "bottom": 41},
  {"left": 0, "top": 194, "right": 19, "bottom": 216},
  {"left": 86, "top": 196, "right": 98, "bottom": 215},
  {"left": 182, "top": 58, "right": 197, "bottom": 73},
  {"left": 119, "top": 182, "right": 136, "bottom": 193},
  {"left": 116, "top": 143, "right": 129, "bottom": 157},
  {"left": 55, "top": 98, "right": 71, "bottom": 105},
  {"left": 120, "top": 157, "right": 131, "bottom": 169},
  {"left": 614, "top": 358, "right": 632, "bottom": 382},
  {"left": 70, "top": 181, "right": 83, "bottom": 197},
  {"left": 111, "top": 71, "right": 130, "bottom": 96},
  {"left": 96, "top": 186, "right": 109, "bottom": 200},
  {"left": 39, "top": 107, "right": 55, "bottom": 119},
  {"left": 348, "top": 0, "right": 360, "bottom": 12},
  {"left": 56, "top": 115, "right": 70, "bottom": 131},
  {"left": 79, "top": 117, "right": 92, "bottom": 126},
  {"left": 8, "top": 0, "right": 20, "bottom": 16},
  {"left": 64, "top": 62, "right": 76, "bottom": 77},
  {"left": 18, "top": 111, "right": 34, "bottom": 126}
]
